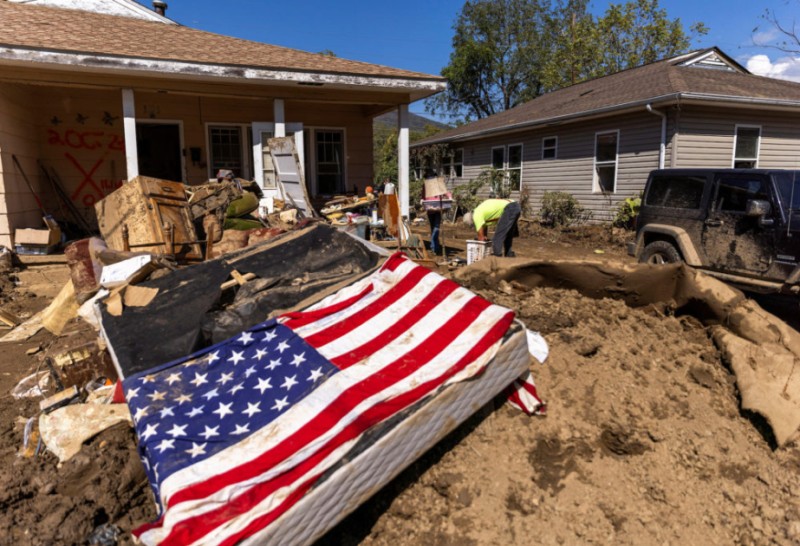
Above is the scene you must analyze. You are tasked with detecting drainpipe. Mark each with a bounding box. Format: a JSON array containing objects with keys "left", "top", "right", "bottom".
[{"left": 646, "top": 104, "right": 666, "bottom": 169}]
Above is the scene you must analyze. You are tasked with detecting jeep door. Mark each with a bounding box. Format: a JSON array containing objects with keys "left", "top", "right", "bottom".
[
  {"left": 772, "top": 171, "right": 800, "bottom": 280},
  {"left": 701, "top": 173, "right": 776, "bottom": 276}
]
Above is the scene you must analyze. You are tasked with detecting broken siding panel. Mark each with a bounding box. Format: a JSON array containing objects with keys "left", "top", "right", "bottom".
[{"left": 0, "top": 83, "right": 42, "bottom": 247}]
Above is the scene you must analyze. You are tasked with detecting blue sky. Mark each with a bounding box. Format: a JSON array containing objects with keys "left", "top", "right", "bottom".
[{"left": 160, "top": 1, "right": 800, "bottom": 116}]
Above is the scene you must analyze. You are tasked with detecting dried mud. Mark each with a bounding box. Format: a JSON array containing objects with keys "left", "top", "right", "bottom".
[{"left": 1, "top": 229, "right": 800, "bottom": 545}]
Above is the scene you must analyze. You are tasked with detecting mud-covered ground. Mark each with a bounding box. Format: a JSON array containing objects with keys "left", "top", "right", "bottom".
[{"left": 1, "top": 227, "right": 799, "bottom": 545}]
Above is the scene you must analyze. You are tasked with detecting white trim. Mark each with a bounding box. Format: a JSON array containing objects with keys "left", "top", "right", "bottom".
[
  {"left": 732, "top": 124, "right": 761, "bottom": 168},
  {"left": 205, "top": 122, "right": 252, "bottom": 180},
  {"left": 273, "top": 99, "right": 286, "bottom": 138},
  {"left": 0, "top": 47, "right": 446, "bottom": 94},
  {"left": 135, "top": 118, "right": 186, "bottom": 183},
  {"left": 592, "top": 130, "right": 619, "bottom": 194},
  {"left": 306, "top": 127, "right": 348, "bottom": 196},
  {"left": 541, "top": 136, "right": 557, "bottom": 160},
  {"left": 251, "top": 122, "right": 304, "bottom": 198},
  {"left": 398, "top": 105, "right": 410, "bottom": 217},
  {"left": 122, "top": 88, "right": 138, "bottom": 181},
  {"left": 451, "top": 147, "right": 463, "bottom": 179}
]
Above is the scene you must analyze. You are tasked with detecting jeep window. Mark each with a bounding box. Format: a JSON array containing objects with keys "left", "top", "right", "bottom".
[
  {"left": 774, "top": 171, "right": 800, "bottom": 211},
  {"left": 593, "top": 131, "right": 618, "bottom": 193},
  {"left": 645, "top": 174, "right": 705, "bottom": 209},
  {"left": 733, "top": 126, "right": 760, "bottom": 169},
  {"left": 714, "top": 176, "right": 769, "bottom": 212}
]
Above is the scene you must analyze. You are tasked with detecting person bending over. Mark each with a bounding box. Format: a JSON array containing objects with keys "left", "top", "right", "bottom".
[{"left": 464, "top": 198, "right": 520, "bottom": 257}]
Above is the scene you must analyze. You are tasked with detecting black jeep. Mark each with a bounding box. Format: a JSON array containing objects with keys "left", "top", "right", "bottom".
[{"left": 629, "top": 168, "right": 800, "bottom": 293}]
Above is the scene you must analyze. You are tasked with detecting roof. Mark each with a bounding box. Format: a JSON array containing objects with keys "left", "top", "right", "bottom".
[
  {"left": 0, "top": 2, "right": 444, "bottom": 86},
  {"left": 414, "top": 48, "right": 800, "bottom": 146},
  {"left": 3, "top": 0, "right": 175, "bottom": 24}
]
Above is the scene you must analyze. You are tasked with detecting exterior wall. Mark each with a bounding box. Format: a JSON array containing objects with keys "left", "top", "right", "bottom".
[
  {"left": 454, "top": 111, "right": 663, "bottom": 221},
  {"left": 0, "top": 84, "right": 43, "bottom": 248},
  {"left": 675, "top": 106, "right": 800, "bottom": 169}
]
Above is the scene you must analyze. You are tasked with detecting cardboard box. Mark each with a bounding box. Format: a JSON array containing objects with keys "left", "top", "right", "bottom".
[{"left": 15, "top": 217, "right": 61, "bottom": 254}]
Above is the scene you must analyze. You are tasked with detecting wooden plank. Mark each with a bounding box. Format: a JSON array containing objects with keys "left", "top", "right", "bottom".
[{"left": 268, "top": 136, "right": 315, "bottom": 218}]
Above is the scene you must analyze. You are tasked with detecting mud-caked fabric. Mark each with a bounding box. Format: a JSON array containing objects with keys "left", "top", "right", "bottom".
[{"left": 492, "top": 201, "right": 521, "bottom": 256}]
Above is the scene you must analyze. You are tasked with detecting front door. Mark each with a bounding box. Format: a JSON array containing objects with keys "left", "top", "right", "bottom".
[
  {"left": 700, "top": 173, "right": 776, "bottom": 276},
  {"left": 136, "top": 122, "right": 183, "bottom": 182},
  {"left": 252, "top": 122, "right": 304, "bottom": 199}
]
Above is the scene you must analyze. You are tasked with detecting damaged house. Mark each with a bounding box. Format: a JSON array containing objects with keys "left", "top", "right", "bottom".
[{"left": 0, "top": 0, "right": 445, "bottom": 248}]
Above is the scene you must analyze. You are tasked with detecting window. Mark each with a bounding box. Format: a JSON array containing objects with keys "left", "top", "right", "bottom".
[
  {"left": 507, "top": 144, "right": 522, "bottom": 191},
  {"left": 490, "top": 144, "right": 523, "bottom": 191},
  {"left": 594, "top": 131, "right": 619, "bottom": 193},
  {"left": 733, "top": 126, "right": 760, "bottom": 169},
  {"left": 442, "top": 148, "right": 463, "bottom": 179},
  {"left": 774, "top": 171, "right": 800, "bottom": 210},
  {"left": 208, "top": 124, "right": 251, "bottom": 179},
  {"left": 645, "top": 174, "right": 706, "bottom": 209},
  {"left": 542, "top": 136, "right": 557, "bottom": 160},
  {"left": 715, "top": 176, "right": 770, "bottom": 213},
  {"left": 314, "top": 129, "right": 344, "bottom": 194}
]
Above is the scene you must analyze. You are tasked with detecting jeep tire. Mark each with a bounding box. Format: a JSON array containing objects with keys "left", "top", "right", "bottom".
[{"left": 639, "top": 240, "right": 682, "bottom": 265}]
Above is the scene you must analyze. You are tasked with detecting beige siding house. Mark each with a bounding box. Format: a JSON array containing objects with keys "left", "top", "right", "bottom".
[
  {"left": 413, "top": 48, "right": 800, "bottom": 221},
  {"left": 0, "top": 0, "right": 445, "bottom": 248}
]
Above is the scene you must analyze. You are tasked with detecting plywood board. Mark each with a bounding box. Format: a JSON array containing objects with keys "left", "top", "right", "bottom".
[{"left": 267, "top": 137, "right": 315, "bottom": 218}]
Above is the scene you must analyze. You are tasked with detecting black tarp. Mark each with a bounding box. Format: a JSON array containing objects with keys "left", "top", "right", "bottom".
[{"left": 100, "top": 224, "right": 381, "bottom": 377}]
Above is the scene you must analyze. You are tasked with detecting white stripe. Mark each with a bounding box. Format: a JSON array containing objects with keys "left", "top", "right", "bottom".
[{"left": 147, "top": 303, "right": 510, "bottom": 543}]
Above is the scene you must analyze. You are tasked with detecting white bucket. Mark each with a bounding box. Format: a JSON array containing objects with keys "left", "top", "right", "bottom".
[{"left": 466, "top": 240, "right": 491, "bottom": 265}]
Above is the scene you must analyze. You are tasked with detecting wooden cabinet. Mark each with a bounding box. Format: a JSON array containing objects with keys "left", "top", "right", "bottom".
[{"left": 95, "top": 176, "right": 202, "bottom": 262}]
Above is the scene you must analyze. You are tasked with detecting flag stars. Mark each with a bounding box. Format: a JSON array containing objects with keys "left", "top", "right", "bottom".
[
  {"left": 199, "top": 425, "right": 220, "bottom": 440},
  {"left": 281, "top": 375, "right": 298, "bottom": 391},
  {"left": 190, "top": 372, "right": 209, "bottom": 387},
  {"left": 290, "top": 352, "right": 307, "bottom": 367},
  {"left": 141, "top": 374, "right": 156, "bottom": 383},
  {"left": 272, "top": 396, "right": 290, "bottom": 412},
  {"left": 213, "top": 402, "right": 234, "bottom": 419},
  {"left": 228, "top": 383, "right": 244, "bottom": 395},
  {"left": 254, "top": 348, "right": 268, "bottom": 360},
  {"left": 216, "top": 372, "right": 234, "bottom": 385},
  {"left": 175, "top": 394, "right": 192, "bottom": 405},
  {"left": 202, "top": 388, "right": 220, "bottom": 401},
  {"left": 207, "top": 351, "right": 220, "bottom": 365},
  {"left": 267, "top": 358, "right": 282, "bottom": 371},
  {"left": 185, "top": 442, "right": 207, "bottom": 458},
  {"left": 263, "top": 330, "right": 278, "bottom": 343},
  {"left": 186, "top": 405, "right": 204, "bottom": 418},
  {"left": 307, "top": 368, "right": 324, "bottom": 382},
  {"left": 276, "top": 340, "right": 290, "bottom": 353},
  {"left": 165, "top": 372, "right": 182, "bottom": 385},
  {"left": 159, "top": 406, "right": 175, "bottom": 419},
  {"left": 148, "top": 390, "right": 166, "bottom": 402},
  {"left": 228, "top": 351, "right": 245, "bottom": 366},
  {"left": 140, "top": 423, "right": 159, "bottom": 441},
  {"left": 231, "top": 423, "right": 250, "bottom": 435},
  {"left": 155, "top": 439, "right": 175, "bottom": 453},
  {"left": 126, "top": 387, "right": 140, "bottom": 400},
  {"left": 243, "top": 402, "right": 261, "bottom": 418},
  {"left": 239, "top": 331, "right": 255, "bottom": 345},
  {"left": 166, "top": 424, "right": 188, "bottom": 438},
  {"left": 254, "top": 377, "right": 272, "bottom": 394},
  {"left": 133, "top": 406, "right": 148, "bottom": 420},
  {"left": 244, "top": 366, "right": 257, "bottom": 378}
]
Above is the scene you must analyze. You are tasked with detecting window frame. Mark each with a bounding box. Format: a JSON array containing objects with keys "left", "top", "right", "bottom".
[
  {"left": 506, "top": 143, "right": 523, "bottom": 192},
  {"left": 541, "top": 136, "right": 558, "bottom": 160},
  {"left": 593, "top": 130, "right": 619, "bottom": 194},
  {"left": 205, "top": 123, "right": 252, "bottom": 180},
  {"left": 732, "top": 124, "right": 761, "bottom": 169},
  {"left": 307, "top": 126, "right": 347, "bottom": 195}
]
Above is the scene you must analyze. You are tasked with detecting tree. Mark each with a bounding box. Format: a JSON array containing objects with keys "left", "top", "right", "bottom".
[
  {"left": 754, "top": 2, "right": 800, "bottom": 53},
  {"left": 428, "top": 0, "right": 706, "bottom": 122}
]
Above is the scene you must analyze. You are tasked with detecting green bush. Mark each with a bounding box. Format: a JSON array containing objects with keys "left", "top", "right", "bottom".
[
  {"left": 452, "top": 176, "right": 487, "bottom": 215},
  {"left": 540, "top": 191, "right": 592, "bottom": 227},
  {"left": 612, "top": 195, "right": 641, "bottom": 229}
]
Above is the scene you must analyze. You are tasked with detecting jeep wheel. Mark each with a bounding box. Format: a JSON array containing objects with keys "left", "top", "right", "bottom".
[{"left": 639, "top": 241, "right": 682, "bottom": 265}]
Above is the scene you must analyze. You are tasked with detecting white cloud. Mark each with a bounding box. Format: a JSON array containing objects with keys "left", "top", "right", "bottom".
[{"left": 745, "top": 53, "right": 800, "bottom": 82}]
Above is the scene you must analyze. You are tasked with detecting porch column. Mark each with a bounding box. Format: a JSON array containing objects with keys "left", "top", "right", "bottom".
[
  {"left": 397, "top": 104, "right": 410, "bottom": 217},
  {"left": 274, "top": 98, "right": 286, "bottom": 137},
  {"left": 122, "top": 88, "right": 139, "bottom": 181}
]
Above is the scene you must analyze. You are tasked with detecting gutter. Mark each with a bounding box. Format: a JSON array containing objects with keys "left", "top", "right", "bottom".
[
  {"left": 416, "top": 91, "right": 800, "bottom": 147},
  {"left": 646, "top": 104, "right": 666, "bottom": 169}
]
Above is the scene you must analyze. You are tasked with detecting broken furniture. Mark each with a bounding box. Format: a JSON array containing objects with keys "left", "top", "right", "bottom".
[{"left": 95, "top": 176, "right": 203, "bottom": 263}]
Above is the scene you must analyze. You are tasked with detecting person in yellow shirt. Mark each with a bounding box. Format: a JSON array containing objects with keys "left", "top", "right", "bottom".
[{"left": 464, "top": 198, "right": 521, "bottom": 257}]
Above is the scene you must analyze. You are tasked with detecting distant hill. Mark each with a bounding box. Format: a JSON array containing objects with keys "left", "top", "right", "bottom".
[{"left": 374, "top": 111, "right": 451, "bottom": 134}]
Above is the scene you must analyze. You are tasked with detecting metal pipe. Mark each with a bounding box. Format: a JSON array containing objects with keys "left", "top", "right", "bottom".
[{"left": 646, "top": 103, "right": 667, "bottom": 169}]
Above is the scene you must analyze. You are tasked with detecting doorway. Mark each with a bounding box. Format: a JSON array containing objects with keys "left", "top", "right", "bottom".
[{"left": 136, "top": 122, "right": 184, "bottom": 182}]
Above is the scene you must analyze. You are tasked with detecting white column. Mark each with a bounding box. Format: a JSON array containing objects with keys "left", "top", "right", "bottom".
[
  {"left": 274, "top": 98, "right": 286, "bottom": 137},
  {"left": 122, "top": 88, "right": 139, "bottom": 181},
  {"left": 397, "top": 104, "right": 410, "bottom": 217}
]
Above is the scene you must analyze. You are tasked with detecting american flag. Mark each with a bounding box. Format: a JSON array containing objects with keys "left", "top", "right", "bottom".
[{"left": 124, "top": 253, "right": 518, "bottom": 545}]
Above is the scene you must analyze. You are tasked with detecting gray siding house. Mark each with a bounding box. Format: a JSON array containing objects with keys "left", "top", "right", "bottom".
[{"left": 413, "top": 48, "right": 800, "bottom": 221}]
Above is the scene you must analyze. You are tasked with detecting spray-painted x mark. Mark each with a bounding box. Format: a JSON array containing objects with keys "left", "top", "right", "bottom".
[{"left": 66, "top": 151, "right": 106, "bottom": 203}]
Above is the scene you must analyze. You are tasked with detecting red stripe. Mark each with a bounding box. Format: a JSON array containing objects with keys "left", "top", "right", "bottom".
[
  {"left": 331, "top": 280, "right": 459, "bottom": 369},
  {"left": 168, "top": 295, "right": 496, "bottom": 509},
  {"left": 381, "top": 252, "right": 407, "bottom": 272},
  {"left": 158, "top": 311, "right": 514, "bottom": 546},
  {"left": 280, "top": 283, "right": 373, "bottom": 329},
  {"left": 301, "top": 265, "right": 432, "bottom": 348}
]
